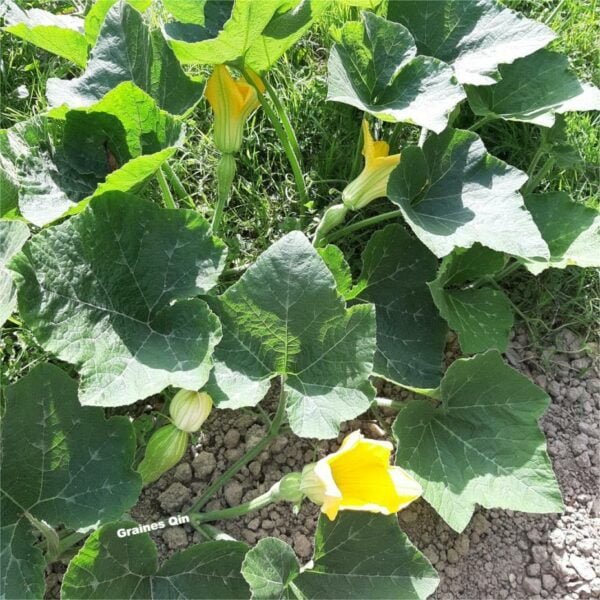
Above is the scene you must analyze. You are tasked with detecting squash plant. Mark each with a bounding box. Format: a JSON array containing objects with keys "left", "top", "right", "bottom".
[{"left": 1, "top": 0, "right": 599, "bottom": 598}]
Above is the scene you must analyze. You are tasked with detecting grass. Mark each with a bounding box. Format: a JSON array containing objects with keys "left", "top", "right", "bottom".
[{"left": 0, "top": 0, "right": 598, "bottom": 386}]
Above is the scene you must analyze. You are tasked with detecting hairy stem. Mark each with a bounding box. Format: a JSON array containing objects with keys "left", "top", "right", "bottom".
[
  {"left": 241, "top": 67, "right": 308, "bottom": 217},
  {"left": 162, "top": 162, "right": 195, "bottom": 209},
  {"left": 186, "top": 381, "right": 288, "bottom": 514},
  {"left": 156, "top": 167, "right": 176, "bottom": 209},
  {"left": 324, "top": 209, "right": 402, "bottom": 244},
  {"left": 191, "top": 487, "right": 277, "bottom": 524}
]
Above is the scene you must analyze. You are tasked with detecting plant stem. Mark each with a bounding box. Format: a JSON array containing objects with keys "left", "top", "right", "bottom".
[
  {"left": 241, "top": 67, "right": 308, "bottom": 217},
  {"left": 324, "top": 210, "right": 402, "bottom": 244},
  {"left": 263, "top": 77, "right": 302, "bottom": 166},
  {"left": 524, "top": 157, "right": 555, "bottom": 195},
  {"left": 418, "top": 127, "right": 429, "bottom": 147},
  {"left": 186, "top": 381, "right": 288, "bottom": 515},
  {"left": 192, "top": 487, "right": 276, "bottom": 524},
  {"left": 162, "top": 163, "right": 195, "bottom": 209},
  {"left": 468, "top": 116, "right": 494, "bottom": 132},
  {"left": 49, "top": 531, "right": 87, "bottom": 562},
  {"left": 156, "top": 167, "right": 176, "bottom": 209},
  {"left": 212, "top": 153, "right": 236, "bottom": 235}
]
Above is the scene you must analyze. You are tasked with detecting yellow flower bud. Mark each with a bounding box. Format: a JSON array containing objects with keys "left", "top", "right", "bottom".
[
  {"left": 169, "top": 389, "right": 213, "bottom": 433},
  {"left": 342, "top": 120, "right": 401, "bottom": 210},
  {"left": 137, "top": 424, "right": 188, "bottom": 485},
  {"left": 205, "top": 64, "right": 265, "bottom": 154},
  {"left": 300, "top": 431, "right": 422, "bottom": 520}
]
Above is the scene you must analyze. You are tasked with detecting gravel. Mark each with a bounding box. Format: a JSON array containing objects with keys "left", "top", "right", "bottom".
[{"left": 44, "top": 328, "right": 599, "bottom": 599}]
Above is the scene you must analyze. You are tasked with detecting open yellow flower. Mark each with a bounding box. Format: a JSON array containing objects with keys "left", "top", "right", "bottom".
[
  {"left": 342, "top": 120, "right": 401, "bottom": 210},
  {"left": 300, "top": 431, "right": 422, "bottom": 520},
  {"left": 205, "top": 64, "right": 265, "bottom": 154}
]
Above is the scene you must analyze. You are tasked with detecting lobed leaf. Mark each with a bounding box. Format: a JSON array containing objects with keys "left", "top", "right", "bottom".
[
  {"left": 295, "top": 513, "right": 439, "bottom": 599},
  {"left": 523, "top": 192, "right": 600, "bottom": 274},
  {"left": 0, "top": 364, "right": 141, "bottom": 599},
  {"left": 242, "top": 538, "right": 300, "bottom": 599},
  {"left": 428, "top": 245, "right": 514, "bottom": 354},
  {"left": 61, "top": 522, "right": 249, "bottom": 599},
  {"left": 9, "top": 193, "right": 226, "bottom": 407},
  {"left": 0, "top": 82, "right": 182, "bottom": 227},
  {"left": 393, "top": 351, "right": 564, "bottom": 532},
  {"left": 164, "top": 0, "right": 325, "bottom": 73},
  {"left": 47, "top": 1, "right": 203, "bottom": 115},
  {"left": 388, "top": 0, "right": 556, "bottom": 86},
  {"left": 85, "top": 0, "right": 152, "bottom": 45},
  {"left": 353, "top": 224, "right": 447, "bottom": 392},
  {"left": 0, "top": 220, "right": 29, "bottom": 326},
  {"left": 387, "top": 127, "right": 550, "bottom": 260},
  {"left": 2, "top": 0, "right": 88, "bottom": 67},
  {"left": 327, "top": 12, "right": 465, "bottom": 133},
  {"left": 466, "top": 49, "right": 600, "bottom": 127},
  {"left": 205, "top": 231, "right": 376, "bottom": 439}
]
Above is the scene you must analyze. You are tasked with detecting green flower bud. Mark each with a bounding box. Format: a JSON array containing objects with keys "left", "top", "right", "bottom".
[
  {"left": 314, "top": 204, "right": 348, "bottom": 244},
  {"left": 137, "top": 424, "right": 188, "bottom": 485},
  {"left": 170, "top": 389, "right": 213, "bottom": 433},
  {"left": 271, "top": 472, "right": 303, "bottom": 503}
]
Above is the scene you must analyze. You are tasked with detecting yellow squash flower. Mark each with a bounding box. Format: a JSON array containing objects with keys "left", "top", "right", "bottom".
[
  {"left": 300, "top": 431, "right": 422, "bottom": 520},
  {"left": 205, "top": 64, "right": 265, "bottom": 154},
  {"left": 342, "top": 120, "right": 401, "bottom": 210}
]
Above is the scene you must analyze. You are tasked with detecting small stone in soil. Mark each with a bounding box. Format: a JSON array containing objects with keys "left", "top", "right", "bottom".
[
  {"left": 158, "top": 483, "right": 191, "bottom": 512},
  {"left": 224, "top": 481, "right": 243, "bottom": 507},
  {"left": 174, "top": 463, "right": 192, "bottom": 483},
  {"left": 163, "top": 527, "right": 189, "bottom": 551},
  {"left": 192, "top": 451, "right": 217, "bottom": 479}
]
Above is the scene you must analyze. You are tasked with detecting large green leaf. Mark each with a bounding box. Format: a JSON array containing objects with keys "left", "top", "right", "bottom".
[
  {"left": 164, "top": 0, "right": 283, "bottom": 65},
  {"left": 428, "top": 245, "right": 513, "bottom": 354},
  {"left": 163, "top": 0, "right": 208, "bottom": 25},
  {"left": 61, "top": 521, "right": 249, "bottom": 599},
  {"left": 352, "top": 224, "right": 447, "bottom": 392},
  {"left": 84, "top": 0, "right": 152, "bottom": 45},
  {"left": 393, "top": 351, "right": 564, "bottom": 533},
  {"left": 0, "top": 364, "right": 141, "bottom": 599},
  {"left": 523, "top": 192, "right": 600, "bottom": 274},
  {"left": 9, "top": 193, "right": 225, "bottom": 407},
  {"left": 205, "top": 231, "right": 376, "bottom": 439},
  {"left": 242, "top": 515, "right": 438, "bottom": 600},
  {"left": 242, "top": 538, "right": 300, "bottom": 599},
  {"left": 2, "top": 0, "right": 88, "bottom": 67},
  {"left": 295, "top": 513, "right": 439, "bottom": 599},
  {"left": 164, "top": 0, "right": 324, "bottom": 73},
  {"left": 0, "top": 82, "right": 182, "bottom": 227},
  {"left": 47, "top": 1, "right": 203, "bottom": 115},
  {"left": 387, "top": 127, "right": 550, "bottom": 260},
  {"left": 327, "top": 12, "right": 464, "bottom": 133},
  {"left": 466, "top": 49, "right": 600, "bottom": 126},
  {"left": 0, "top": 220, "right": 29, "bottom": 326},
  {"left": 388, "top": 0, "right": 556, "bottom": 86}
]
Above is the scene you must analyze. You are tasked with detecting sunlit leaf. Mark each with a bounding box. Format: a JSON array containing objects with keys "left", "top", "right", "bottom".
[
  {"left": 0, "top": 82, "right": 182, "bottom": 226},
  {"left": 0, "top": 364, "right": 141, "bottom": 599},
  {"left": 327, "top": 12, "right": 465, "bottom": 133},
  {"left": 2, "top": 0, "right": 88, "bottom": 67},
  {"left": 48, "top": 1, "right": 203, "bottom": 114},
  {"left": 524, "top": 192, "right": 600, "bottom": 274},
  {"left": 0, "top": 220, "right": 29, "bottom": 326},
  {"left": 205, "top": 231, "right": 376, "bottom": 439},
  {"left": 393, "top": 351, "right": 564, "bottom": 532},
  {"left": 10, "top": 194, "right": 226, "bottom": 407},
  {"left": 388, "top": 0, "right": 556, "bottom": 85},
  {"left": 387, "top": 128, "right": 549, "bottom": 259},
  {"left": 466, "top": 50, "right": 600, "bottom": 126}
]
